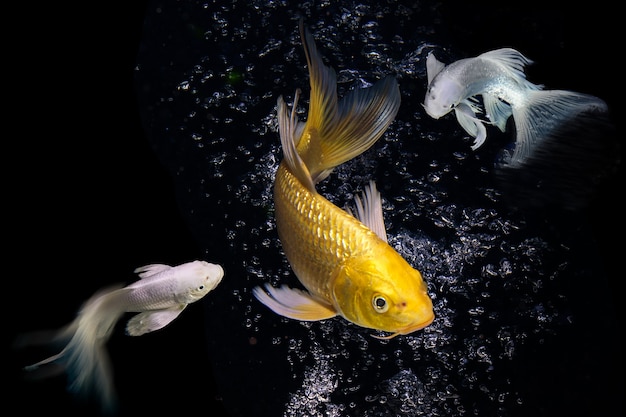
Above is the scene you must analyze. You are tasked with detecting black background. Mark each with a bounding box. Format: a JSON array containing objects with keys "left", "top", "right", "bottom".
[
  {"left": 6, "top": 2, "right": 226, "bottom": 416},
  {"left": 6, "top": 2, "right": 622, "bottom": 416}
]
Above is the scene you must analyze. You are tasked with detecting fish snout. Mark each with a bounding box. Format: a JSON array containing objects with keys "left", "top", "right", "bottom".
[
  {"left": 400, "top": 312, "right": 435, "bottom": 335},
  {"left": 398, "top": 293, "right": 435, "bottom": 335},
  {"left": 422, "top": 102, "right": 443, "bottom": 120}
]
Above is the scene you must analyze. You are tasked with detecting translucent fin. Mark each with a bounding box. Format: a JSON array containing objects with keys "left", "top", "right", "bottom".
[
  {"left": 252, "top": 283, "right": 337, "bottom": 321},
  {"left": 17, "top": 285, "right": 125, "bottom": 415},
  {"left": 350, "top": 180, "right": 388, "bottom": 242},
  {"left": 495, "top": 105, "right": 617, "bottom": 211},
  {"left": 277, "top": 90, "right": 316, "bottom": 192},
  {"left": 454, "top": 101, "right": 488, "bottom": 150},
  {"left": 21, "top": 360, "right": 66, "bottom": 379},
  {"left": 13, "top": 322, "right": 78, "bottom": 349},
  {"left": 125, "top": 306, "right": 186, "bottom": 336},
  {"left": 483, "top": 93, "right": 512, "bottom": 131},
  {"left": 66, "top": 341, "right": 116, "bottom": 415},
  {"left": 426, "top": 52, "right": 446, "bottom": 85},
  {"left": 297, "top": 21, "right": 401, "bottom": 184},
  {"left": 23, "top": 349, "right": 67, "bottom": 371},
  {"left": 478, "top": 48, "right": 535, "bottom": 81},
  {"left": 134, "top": 263, "right": 171, "bottom": 279},
  {"left": 509, "top": 89, "right": 609, "bottom": 166}
]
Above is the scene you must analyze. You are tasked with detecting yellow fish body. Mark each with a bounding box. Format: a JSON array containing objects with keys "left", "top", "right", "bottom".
[{"left": 253, "top": 21, "right": 434, "bottom": 338}]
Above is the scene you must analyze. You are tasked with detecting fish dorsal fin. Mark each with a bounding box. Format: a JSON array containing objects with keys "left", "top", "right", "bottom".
[
  {"left": 297, "top": 21, "right": 401, "bottom": 184},
  {"left": 133, "top": 264, "right": 171, "bottom": 279},
  {"left": 426, "top": 52, "right": 446, "bottom": 85},
  {"left": 483, "top": 93, "right": 512, "bottom": 132},
  {"left": 349, "top": 181, "right": 388, "bottom": 242},
  {"left": 477, "top": 48, "right": 538, "bottom": 87},
  {"left": 252, "top": 284, "right": 338, "bottom": 321}
]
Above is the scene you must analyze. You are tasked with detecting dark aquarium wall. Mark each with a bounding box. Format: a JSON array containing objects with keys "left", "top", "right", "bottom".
[{"left": 7, "top": 1, "right": 622, "bottom": 417}]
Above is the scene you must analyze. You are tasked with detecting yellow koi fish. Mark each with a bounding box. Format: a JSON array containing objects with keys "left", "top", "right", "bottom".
[{"left": 253, "top": 21, "right": 434, "bottom": 339}]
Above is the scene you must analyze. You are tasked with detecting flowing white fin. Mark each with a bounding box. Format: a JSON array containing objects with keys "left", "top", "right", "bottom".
[
  {"left": 125, "top": 306, "right": 186, "bottom": 336},
  {"left": 349, "top": 180, "right": 388, "bottom": 242},
  {"left": 478, "top": 48, "right": 537, "bottom": 83},
  {"left": 426, "top": 52, "right": 446, "bottom": 85},
  {"left": 19, "top": 285, "right": 126, "bottom": 415},
  {"left": 454, "top": 101, "right": 488, "bottom": 150},
  {"left": 483, "top": 93, "right": 512, "bottom": 131},
  {"left": 252, "top": 283, "right": 337, "bottom": 321},
  {"left": 494, "top": 104, "right": 617, "bottom": 210},
  {"left": 134, "top": 263, "right": 172, "bottom": 278},
  {"left": 509, "top": 89, "right": 609, "bottom": 166}
]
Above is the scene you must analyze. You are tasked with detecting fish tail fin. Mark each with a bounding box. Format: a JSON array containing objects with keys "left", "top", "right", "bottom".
[
  {"left": 507, "top": 89, "right": 609, "bottom": 166},
  {"left": 19, "top": 285, "right": 125, "bottom": 415},
  {"left": 496, "top": 90, "right": 617, "bottom": 210},
  {"left": 280, "top": 20, "right": 401, "bottom": 188},
  {"left": 15, "top": 322, "right": 79, "bottom": 380}
]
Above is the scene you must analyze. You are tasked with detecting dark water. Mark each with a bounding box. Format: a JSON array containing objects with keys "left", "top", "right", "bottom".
[{"left": 8, "top": 1, "right": 623, "bottom": 417}]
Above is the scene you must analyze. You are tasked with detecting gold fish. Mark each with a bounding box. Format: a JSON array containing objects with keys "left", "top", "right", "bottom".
[{"left": 253, "top": 21, "right": 434, "bottom": 338}]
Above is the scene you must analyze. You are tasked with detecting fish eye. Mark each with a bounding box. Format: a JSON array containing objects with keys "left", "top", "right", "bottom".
[
  {"left": 198, "top": 285, "right": 205, "bottom": 290},
  {"left": 372, "top": 295, "right": 389, "bottom": 313}
]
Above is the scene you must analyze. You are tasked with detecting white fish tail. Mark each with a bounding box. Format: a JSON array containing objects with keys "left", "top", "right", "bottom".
[
  {"left": 507, "top": 89, "right": 609, "bottom": 166},
  {"left": 19, "top": 285, "right": 125, "bottom": 414}
]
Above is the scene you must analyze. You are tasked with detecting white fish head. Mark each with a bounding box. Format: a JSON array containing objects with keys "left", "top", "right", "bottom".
[
  {"left": 422, "top": 73, "right": 462, "bottom": 120},
  {"left": 178, "top": 260, "right": 225, "bottom": 302}
]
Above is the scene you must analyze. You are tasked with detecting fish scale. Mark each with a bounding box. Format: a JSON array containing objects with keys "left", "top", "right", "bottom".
[{"left": 274, "top": 163, "right": 378, "bottom": 300}]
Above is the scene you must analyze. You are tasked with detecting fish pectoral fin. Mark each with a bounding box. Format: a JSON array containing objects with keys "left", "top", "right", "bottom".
[
  {"left": 125, "top": 306, "right": 186, "bottom": 336},
  {"left": 252, "top": 284, "right": 337, "bottom": 321},
  {"left": 454, "top": 101, "right": 487, "bottom": 150},
  {"left": 483, "top": 94, "right": 512, "bottom": 132}
]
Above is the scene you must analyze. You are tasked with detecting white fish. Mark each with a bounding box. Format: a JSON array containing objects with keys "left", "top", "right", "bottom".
[
  {"left": 16, "top": 260, "right": 224, "bottom": 414},
  {"left": 423, "top": 48, "right": 608, "bottom": 166}
]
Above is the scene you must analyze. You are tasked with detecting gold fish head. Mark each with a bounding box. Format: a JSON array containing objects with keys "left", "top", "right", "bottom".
[{"left": 331, "top": 249, "right": 435, "bottom": 339}]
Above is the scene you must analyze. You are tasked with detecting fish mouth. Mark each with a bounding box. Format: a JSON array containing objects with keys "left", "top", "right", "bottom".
[
  {"left": 399, "top": 313, "right": 435, "bottom": 335},
  {"left": 371, "top": 314, "right": 435, "bottom": 340},
  {"left": 421, "top": 102, "right": 441, "bottom": 119}
]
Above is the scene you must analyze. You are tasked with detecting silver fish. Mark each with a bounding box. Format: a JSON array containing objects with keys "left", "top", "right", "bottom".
[
  {"left": 16, "top": 260, "right": 224, "bottom": 414},
  {"left": 423, "top": 48, "right": 608, "bottom": 166}
]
